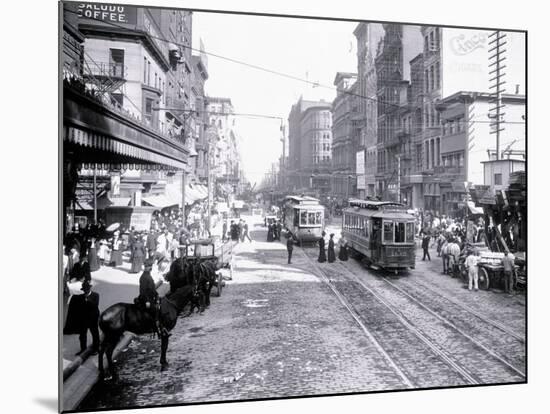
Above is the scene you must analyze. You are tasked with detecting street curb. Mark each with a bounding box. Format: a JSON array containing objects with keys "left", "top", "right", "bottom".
[{"left": 62, "top": 332, "right": 135, "bottom": 412}]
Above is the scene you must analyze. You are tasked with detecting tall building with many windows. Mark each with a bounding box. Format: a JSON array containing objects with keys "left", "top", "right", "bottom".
[
  {"left": 354, "top": 22, "right": 384, "bottom": 198},
  {"left": 331, "top": 72, "right": 358, "bottom": 199},
  {"left": 375, "top": 24, "right": 423, "bottom": 201},
  {"left": 419, "top": 27, "right": 525, "bottom": 212}
]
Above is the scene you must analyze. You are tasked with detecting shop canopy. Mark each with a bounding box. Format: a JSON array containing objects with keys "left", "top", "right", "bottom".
[{"left": 467, "top": 201, "right": 485, "bottom": 215}]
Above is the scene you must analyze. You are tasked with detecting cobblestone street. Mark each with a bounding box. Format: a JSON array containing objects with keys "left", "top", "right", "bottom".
[{"left": 79, "top": 217, "right": 525, "bottom": 410}]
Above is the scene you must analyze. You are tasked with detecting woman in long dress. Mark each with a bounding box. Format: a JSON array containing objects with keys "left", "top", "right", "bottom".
[
  {"left": 109, "top": 231, "right": 123, "bottom": 267},
  {"left": 129, "top": 235, "right": 146, "bottom": 273},
  {"left": 64, "top": 255, "right": 92, "bottom": 336},
  {"left": 327, "top": 233, "right": 336, "bottom": 263},
  {"left": 318, "top": 231, "right": 327, "bottom": 263},
  {"left": 87, "top": 236, "right": 100, "bottom": 272},
  {"left": 338, "top": 233, "right": 349, "bottom": 261}
]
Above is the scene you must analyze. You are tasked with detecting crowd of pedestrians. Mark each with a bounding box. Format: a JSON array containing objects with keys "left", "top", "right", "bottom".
[{"left": 222, "top": 218, "right": 253, "bottom": 243}]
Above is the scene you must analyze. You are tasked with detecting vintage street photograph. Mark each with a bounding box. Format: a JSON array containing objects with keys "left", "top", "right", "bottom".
[{"left": 60, "top": 1, "right": 526, "bottom": 412}]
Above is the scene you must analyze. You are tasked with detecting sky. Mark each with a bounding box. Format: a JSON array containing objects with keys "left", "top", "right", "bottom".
[{"left": 192, "top": 12, "right": 358, "bottom": 187}]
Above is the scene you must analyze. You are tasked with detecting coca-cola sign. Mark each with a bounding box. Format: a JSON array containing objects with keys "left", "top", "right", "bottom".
[{"left": 450, "top": 33, "right": 488, "bottom": 55}]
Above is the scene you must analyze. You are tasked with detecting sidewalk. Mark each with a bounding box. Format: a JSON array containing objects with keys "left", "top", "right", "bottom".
[{"left": 62, "top": 254, "right": 167, "bottom": 410}]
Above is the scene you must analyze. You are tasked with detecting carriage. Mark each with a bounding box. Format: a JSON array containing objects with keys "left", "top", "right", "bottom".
[
  {"left": 281, "top": 195, "right": 325, "bottom": 245},
  {"left": 178, "top": 238, "right": 229, "bottom": 296},
  {"left": 342, "top": 199, "right": 416, "bottom": 273}
]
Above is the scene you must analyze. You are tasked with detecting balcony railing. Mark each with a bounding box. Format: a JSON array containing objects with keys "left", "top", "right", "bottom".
[
  {"left": 63, "top": 70, "right": 185, "bottom": 146},
  {"left": 83, "top": 61, "right": 127, "bottom": 79}
]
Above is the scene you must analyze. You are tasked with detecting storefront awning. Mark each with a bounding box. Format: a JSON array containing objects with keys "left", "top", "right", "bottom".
[
  {"left": 467, "top": 201, "right": 485, "bottom": 215},
  {"left": 64, "top": 126, "right": 187, "bottom": 169},
  {"left": 142, "top": 194, "right": 179, "bottom": 208}
]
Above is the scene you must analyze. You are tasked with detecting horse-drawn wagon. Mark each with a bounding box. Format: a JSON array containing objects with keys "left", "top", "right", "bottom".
[
  {"left": 453, "top": 246, "right": 522, "bottom": 291},
  {"left": 176, "top": 238, "right": 231, "bottom": 297}
]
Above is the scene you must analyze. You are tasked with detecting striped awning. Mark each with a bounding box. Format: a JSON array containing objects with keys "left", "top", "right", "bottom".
[{"left": 63, "top": 126, "right": 186, "bottom": 169}]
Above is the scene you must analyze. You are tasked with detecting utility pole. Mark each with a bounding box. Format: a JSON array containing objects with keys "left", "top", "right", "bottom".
[
  {"left": 488, "top": 30, "right": 507, "bottom": 160},
  {"left": 92, "top": 163, "right": 97, "bottom": 223},
  {"left": 206, "top": 147, "right": 211, "bottom": 234},
  {"left": 397, "top": 154, "right": 401, "bottom": 203},
  {"left": 181, "top": 169, "right": 186, "bottom": 227}
]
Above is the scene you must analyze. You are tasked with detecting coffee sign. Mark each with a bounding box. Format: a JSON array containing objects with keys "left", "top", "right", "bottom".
[{"left": 78, "top": 3, "right": 137, "bottom": 24}]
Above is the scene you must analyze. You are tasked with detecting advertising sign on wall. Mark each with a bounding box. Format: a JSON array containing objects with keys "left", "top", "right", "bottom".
[
  {"left": 357, "top": 174, "right": 366, "bottom": 190},
  {"left": 356, "top": 150, "right": 365, "bottom": 175},
  {"left": 78, "top": 3, "right": 138, "bottom": 24}
]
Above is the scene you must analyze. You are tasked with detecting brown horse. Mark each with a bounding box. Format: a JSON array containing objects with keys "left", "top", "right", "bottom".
[{"left": 98, "top": 285, "right": 194, "bottom": 380}]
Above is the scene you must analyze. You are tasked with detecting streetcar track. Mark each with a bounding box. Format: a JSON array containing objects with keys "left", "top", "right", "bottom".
[
  {"left": 332, "top": 251, "right": 526, "bottom": 380},
  {"left": 296, "top": 247, "right": 414, "bottom": 388},
  {"left": 407, "top": 276, "right": 524, "bottom": 342},
  {"left": 298, "top": 246, "right": 478, "bottom": 387},
  {"left": 368, "top": 270, "right": 525, "bottom": 378}
]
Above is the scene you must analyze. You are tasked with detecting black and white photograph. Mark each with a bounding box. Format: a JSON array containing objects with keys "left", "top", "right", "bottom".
[{"left": 55, "top": 0, "right": 533, "bottom": 412}]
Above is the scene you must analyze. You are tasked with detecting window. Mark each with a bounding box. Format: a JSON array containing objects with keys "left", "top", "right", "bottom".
[
  {"left": 425, "top": 69, "right": 429, "bottom": 92},
  {"left": 111, "top": 93, "right": 123, "bottom": 108},
  {"left": 430, "top": 65, "right": 435, "bottom": 90},
  {"left": 494, "top": 173, "right": 502, "bottom": 185},
  {"left": 406, "top": 223, "right": 415, "bottom": 242},
  {"left": 435, "top": 61, "right": 440, "bottom": 89},
  {"left": 109, "top": 49, "right": 124, "bottom": 77},
  {"left": 144, "top": 97, "right": 153, "bottom": 123},
  {"left": 294, "top": 210, "right": 299, "bottom": 227},
  {"left": 147, "top": 61, "right": 151, "bottom": 85},
  {"left": 395, "top": 222, "right": 406, "bottom": 243},
  {"left": 143, "top": 57, "right": 147, "bottom": 82},
  {"left": 383, "top": 222, "right": 394, "bottom": 243}
]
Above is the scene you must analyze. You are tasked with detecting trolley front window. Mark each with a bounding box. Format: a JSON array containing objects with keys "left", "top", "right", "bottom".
[
  {"left": 395, "top": 222, "right": 406, "bottom": 243},
  {"left": 299, "top": 210, "right": 322, "bottom": 226},
  {"left": 406, "top": 222, "right": 415, "bottom": 242},
  {"left": 383, "top": 221, "right": 394, "bottom": 243}
]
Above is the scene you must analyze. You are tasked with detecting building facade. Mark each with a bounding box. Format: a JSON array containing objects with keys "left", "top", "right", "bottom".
[
  {"left": 207, "top": 97, "right": 242, "bottom": 202},
  {"left": 287, "top": 98, "right": 332, "bottom": 192},
  {"left": 300, "top": 103, "right": 333, "bottom": 194},
  {"left": 63, "top": 3, "right": 190, "bottom": 230},
  {"left": 435, "top": 92, "right": 525, "bottom": 216},
  {"left": 354, "top": 22, "right": 384, "bottom": 198},
  {"left": 331, "top": 72, "right": 358, "bottom": 199},
  {"left": 418, "top": 27, "right": 525, "bottom": 213},
  {"left": 375, "top": 24, "right": 424, "bottom": 201}
]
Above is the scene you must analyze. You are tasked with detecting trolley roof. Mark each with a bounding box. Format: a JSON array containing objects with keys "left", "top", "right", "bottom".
[
  {"left": 283, "top": 195, "right": 321, "bottom": 205},
  {"left": 345, "top": 199, "right": 413, "bottom": 220},
  {"left": 348, "top": 199, "right": 405, "bottom": 209},
  {"left": 343, "top": 207, "right": 414, "bottom": 220}
]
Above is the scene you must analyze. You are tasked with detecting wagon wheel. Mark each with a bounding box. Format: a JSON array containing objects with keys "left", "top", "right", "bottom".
[
  {"left": 215, "top": 271, "right": 223, "bottom": 297},
  {"left": 478, "top": 267, "right": 490, "bottom": 290}
]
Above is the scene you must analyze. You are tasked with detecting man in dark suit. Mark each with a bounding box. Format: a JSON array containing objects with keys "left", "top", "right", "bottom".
[
  {"left": 137, "top": 259, "right": 165, "bottom": 336},
  {"left": 286, "top": 232, "right": 296, "bottom": 264},
  {"left": 76, "top": 280, "right": 100, "bottom": 356}
]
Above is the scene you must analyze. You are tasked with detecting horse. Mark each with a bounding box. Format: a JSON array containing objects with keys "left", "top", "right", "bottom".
[
  {"left": 98, "top": 285, "right": 195, "bottom": 380},
  {"left": 195, "top": 259, "right": 218, "bottom": 309},
  {"left": 445, "top": 241, "right": 461, "bottom": 276},
  {"left": 166, "top": 257, "right": 218, "bottom": 314}
]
